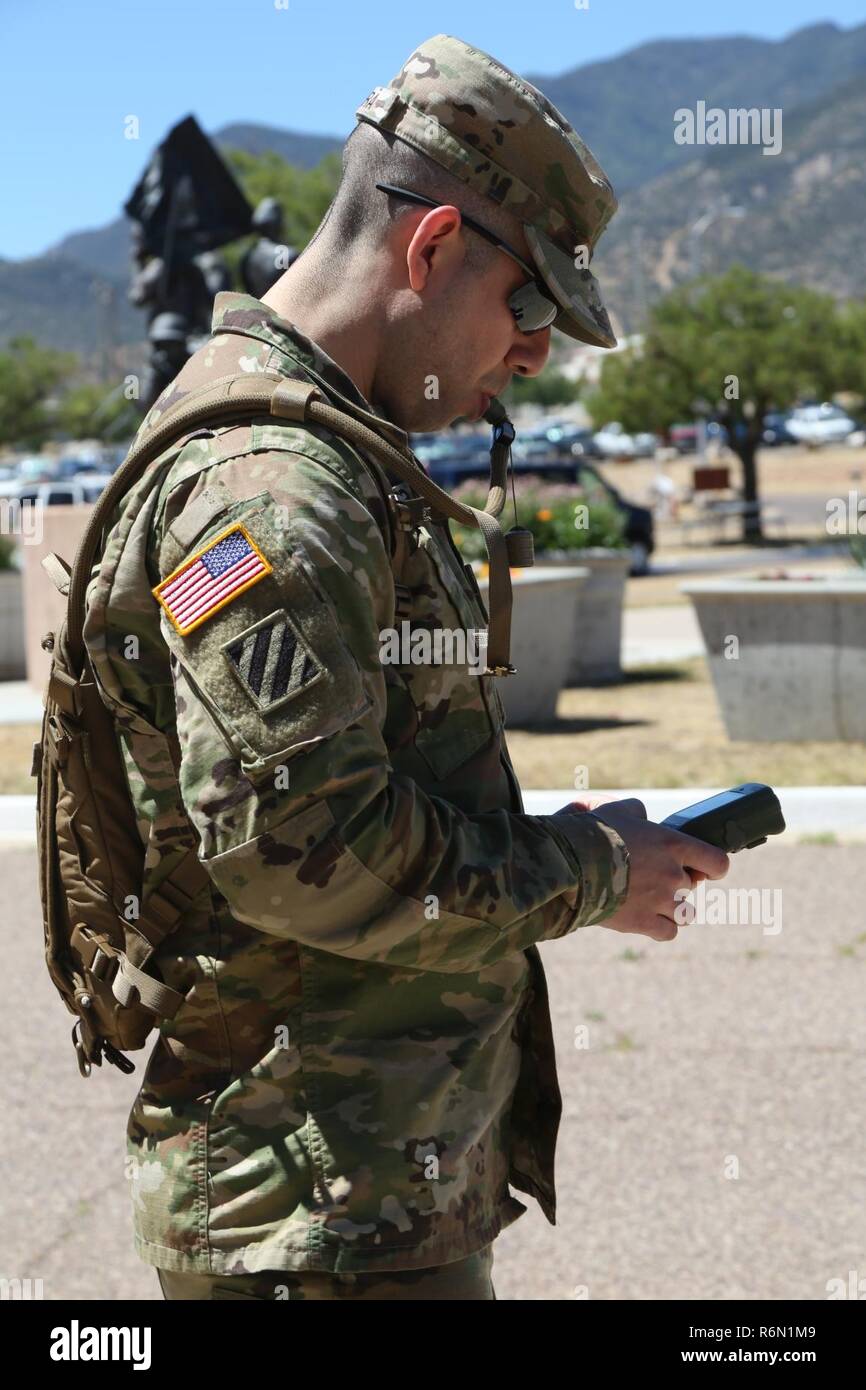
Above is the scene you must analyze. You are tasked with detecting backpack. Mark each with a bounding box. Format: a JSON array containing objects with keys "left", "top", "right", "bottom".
[{"left": 31, "top": 370, "right": 523, "bottom": 1078}]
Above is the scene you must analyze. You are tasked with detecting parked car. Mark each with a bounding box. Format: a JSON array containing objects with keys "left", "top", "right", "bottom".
[
  {"left": 669, "top": 423, "right": 697, "bottom": 454},
  {"left": 56, "top": 455, "right": 107, "bottom": 479},
  {"left": 592, "top": 422, "right": 638, "bottom": 460},
  {"left": 761, "top": 412, "right": 796, "bottom": 446},
  {"left": 72, "top": 473, "right": 114, "bottom": 500},
  {"left": 668, "top": 421, "right": 730, "bottom": 453},
  {"left": 410, "top": 431, "right": 652, "bottom": 570},
  {"left": 573, "top": 461, "right": 655, "bottom": 574},
  {"left": 16, "top": 455, "right": 59, "bottom": 483},
  {"left": 512, "top": 439, "right": 560, "bottom": 466},
  {"left": 632, "top": 432, "right": 659, "bottom": 459},
  {"left": 412, "top": 435, "right": 491, "bottom": 490},
  {"left": 102, "top": 442, "right": 135, "bottom": 471},
  {"left": 785, "top": 404, "right": 856, "bottom": 448},
  {"left": 539, "top": 424, "right": 603, "bottom": 459},
  {"left": 16, "top": 477, "right": 111, "bottom": 507}
]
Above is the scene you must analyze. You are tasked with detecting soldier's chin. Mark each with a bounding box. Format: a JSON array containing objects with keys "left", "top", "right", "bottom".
[{"left": 418, "top": 403, "right": 465, "bottom": 431}]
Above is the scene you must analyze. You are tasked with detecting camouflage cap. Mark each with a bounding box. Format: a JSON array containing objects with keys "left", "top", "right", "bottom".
[{"left": 355, "top": 33, "right": 618, "bottom": 348}]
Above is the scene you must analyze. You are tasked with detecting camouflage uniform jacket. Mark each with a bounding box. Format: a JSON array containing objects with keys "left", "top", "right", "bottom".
[{"left": 84, "top": 291, "right": 630, "bottom": 1274}]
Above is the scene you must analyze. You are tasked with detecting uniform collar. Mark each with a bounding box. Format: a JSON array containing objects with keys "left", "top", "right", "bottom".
[{"left": 210, "top": 291, "right": 410, "bottom": 451}]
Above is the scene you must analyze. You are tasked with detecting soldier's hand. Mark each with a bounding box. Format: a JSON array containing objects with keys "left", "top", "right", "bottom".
[{"left": 568, "top": 797, "right": 730, "bottom": 942}]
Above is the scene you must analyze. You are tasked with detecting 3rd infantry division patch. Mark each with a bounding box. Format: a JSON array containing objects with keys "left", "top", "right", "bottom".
[
  {"left": 152, "top": 522, "right": 272, "bottom": 635},
  {"left": 221, "top": 609, "right": 324, "bottom": 712}
]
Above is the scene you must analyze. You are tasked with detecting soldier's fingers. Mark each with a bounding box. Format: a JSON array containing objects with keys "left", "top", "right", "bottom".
[
  {"left": 668, "top": 829, "right": 730, "bottom": 880},
  {"left": 648, "top": 917, "right": 679, "bottom": 942},
  {"left": 594, "top": 796, "right": 647, "bottom": 819}
]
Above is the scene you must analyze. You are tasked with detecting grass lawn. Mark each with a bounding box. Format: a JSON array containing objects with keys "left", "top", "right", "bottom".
[
  {"left": 504, "top": 657, "right": 866, "bottom": 789},
  {"left": 0, "top": 724, "right": 41, "bottom": 793}
]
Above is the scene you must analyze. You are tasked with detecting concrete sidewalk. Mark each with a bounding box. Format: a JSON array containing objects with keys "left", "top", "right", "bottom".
[
  {"left": 2, "top": 838, "right": 863, "bottom": 1299},
  {"left": 622, "top": 604, "right": 705, "bottom": 668}
]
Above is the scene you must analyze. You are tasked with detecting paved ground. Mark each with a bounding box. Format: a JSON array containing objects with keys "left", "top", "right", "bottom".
[
  {"left": 623, "top": 604, "right": 704, "bottom": 666},
  {"left": 2, "top": 840, "right": 863, "bottom": 1301}
]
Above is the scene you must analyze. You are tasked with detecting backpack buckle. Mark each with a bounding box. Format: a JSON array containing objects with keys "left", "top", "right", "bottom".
[
  {"left": 394, "top": 584, "right": 412, "bottom": 621},
  {"left": 395, "top": 497, "right": 429, "bottom": 529},
  {"left": 71, "top": 1021, "right": 93, "bottom": 1078},
  {"left": 390, "top": 483, "right": 429, "bottom": 530},
  {"left": 70, "top": 924, "right": 119, "bottom": 983},
  {"left": 102, "top": 1040, "right": 136, "bottom": 1074}
]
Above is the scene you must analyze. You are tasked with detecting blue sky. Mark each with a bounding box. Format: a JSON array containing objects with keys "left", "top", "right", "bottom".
[{"left": 2, "top": 0, "right": 862, "bottom": 258}]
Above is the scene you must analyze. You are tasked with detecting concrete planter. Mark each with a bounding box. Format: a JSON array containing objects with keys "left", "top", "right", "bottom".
[
  {"left": 682, "top": 575, "right": 866, "bottom": 741},
  {"left": 539, "top": 547, "right": 630, "bottom": 683},
  {"left": 0, "top": 568, "right": 26, "bottom": 679},
  {"left": 20, "top": 504, "right": 94, "bottom": 694},
  {"left": 478, "top": 565, "right": 588, "bottom": 725}
]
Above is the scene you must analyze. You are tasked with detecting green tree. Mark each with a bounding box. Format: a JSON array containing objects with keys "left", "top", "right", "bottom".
[
  {"left": 586, "top": 266, "right": 843, "bottom": 541},
  {"left": 0, "top": 337, "right": 76, "bottom": 448},
  {"left": 57, "top": 382, "right": 138, "bottom": 443},
  {"left": 220, "top": 148, "right": 343, "bottom": 280},
  {"left": 501, "top": 367, "right": 580, "bottom": 409},
  {"left": 836, "top": 298, "right": 866, "bottom": 411}
]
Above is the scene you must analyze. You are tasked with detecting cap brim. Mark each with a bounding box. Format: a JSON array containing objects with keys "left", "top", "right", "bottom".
[{"left": 525, "top": 223, "right": 617, "bottom": 349}]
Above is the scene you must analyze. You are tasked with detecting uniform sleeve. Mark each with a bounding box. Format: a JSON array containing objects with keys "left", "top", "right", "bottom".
[{"left": 153, "top": 446, "right": 629, "bottom": 974}]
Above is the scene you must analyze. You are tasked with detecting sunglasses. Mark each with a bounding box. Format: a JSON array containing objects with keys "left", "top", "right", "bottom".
[{"left": 375, "top": 182, "right": 559, "bottom": 333}]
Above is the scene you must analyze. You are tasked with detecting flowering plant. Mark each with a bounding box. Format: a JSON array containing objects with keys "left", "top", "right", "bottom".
[{"left": 450, "top": 477, "right": 626, "bottom": 561}]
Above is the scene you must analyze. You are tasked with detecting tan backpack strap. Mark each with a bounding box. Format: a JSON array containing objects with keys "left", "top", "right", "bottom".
[
  {"left": 41, "top": 552, "right": 72, "bottom": 596},
  {"left": 138, "top": 847, "right": 210, "bottom": 941},
  {"left": 111, "top": 955, "right": 185, "bottom": 1018},
  {"left": 464, "top": 505, "right": 515, "bottom": 676},
  {"left": 110, "top": 845, "right": 210, "bottom": 1015}
]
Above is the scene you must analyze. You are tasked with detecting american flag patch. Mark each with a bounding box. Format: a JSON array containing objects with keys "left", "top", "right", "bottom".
[{"left": 153, "top": 522, "right": 272, "bottom": 635}]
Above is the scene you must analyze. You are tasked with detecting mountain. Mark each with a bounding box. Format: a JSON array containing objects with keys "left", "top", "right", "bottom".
[
  {"left": 213, "top": 122, "right": 343, "bottom": 167},
  {"left": 0, "top": 253, "right": 141, "bottom": 357},
  {"left": 526, "top": 20, "right": 866, "bottom": 193},
  {"left": 594, "top": 69, "right": 866, "bottom": 334}
]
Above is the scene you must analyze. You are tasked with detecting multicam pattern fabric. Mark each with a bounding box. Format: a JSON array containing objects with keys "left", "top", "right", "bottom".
[
  {"left": 82, "top": 292, "right": 629, "bottom": 1275},
  {"left": 158, "top": 1245, "right": 496, "bottom": 1300}
]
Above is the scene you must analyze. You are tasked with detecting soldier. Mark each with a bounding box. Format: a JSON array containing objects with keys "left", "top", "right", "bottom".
[
  {"left": 85, "top": 33, "right": 728, "bottom": 1301},
  {"left": 240, "top": 196, "right": 299, "bottom": 299}
]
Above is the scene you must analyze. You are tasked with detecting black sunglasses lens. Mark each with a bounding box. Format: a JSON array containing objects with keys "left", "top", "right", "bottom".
[{"left": 510, "top": 283, "right": 558, "bottom": 332}]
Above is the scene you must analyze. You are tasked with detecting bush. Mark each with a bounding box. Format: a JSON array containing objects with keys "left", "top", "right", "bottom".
[
  {"left": 0, "top": 535, "right": 17, "bottom": 571},
  {"left": 449, "top": 478, "right": 626, "bottom": 562}
]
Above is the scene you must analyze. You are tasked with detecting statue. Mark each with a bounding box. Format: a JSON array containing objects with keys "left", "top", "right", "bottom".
[
  {"left": 125, "top": 115, "right": 252, "bottom": 411},
  {"left": 240, "top": 197, "right": 299, "bottom": 299}
]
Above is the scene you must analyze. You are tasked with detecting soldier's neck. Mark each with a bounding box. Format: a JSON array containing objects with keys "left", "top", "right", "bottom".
[{"left": 262, "top": 259, "right": 384, "bottom": 408}]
